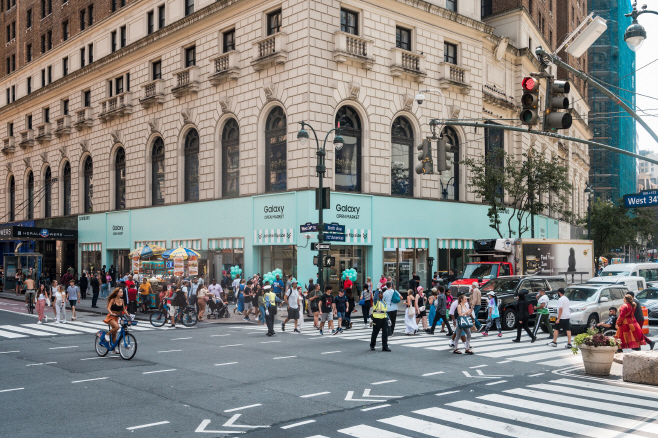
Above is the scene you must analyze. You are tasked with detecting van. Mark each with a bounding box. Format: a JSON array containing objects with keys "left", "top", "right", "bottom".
[
  {"left": 599, "top": 263, "right": 658, "bottom": 282},
  {"left": 586, "top": 275, "right": 646, "bottom": 293}
]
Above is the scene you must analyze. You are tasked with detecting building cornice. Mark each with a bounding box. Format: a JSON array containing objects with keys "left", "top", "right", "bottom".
[
  {"left": 0, "top": 0, "right": 242, "bottom": 119},
  {"left": 395, "top": 0, "right": 496, "bottom": 34}
]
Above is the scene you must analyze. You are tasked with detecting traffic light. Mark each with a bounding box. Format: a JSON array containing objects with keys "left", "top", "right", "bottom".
[
  {"left": 544, "top": 80, "right": 573, "bottom": 130},
  {"left": 437, "top": 137, "right": 452, "bottom": 173},
  {"left": 520, "top": 77, "right": 540, "bottom": 126},
  {"left": 415, "top": 139, "right": 433, "bottom": 174}
]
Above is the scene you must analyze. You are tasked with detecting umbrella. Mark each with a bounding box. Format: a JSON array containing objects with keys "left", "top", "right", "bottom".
[
  {"left": 129, "top": 244, "right": 166, "bottom": 258},
  {"left": 161, "top": 246, "right": 201, "bottom": 260}
]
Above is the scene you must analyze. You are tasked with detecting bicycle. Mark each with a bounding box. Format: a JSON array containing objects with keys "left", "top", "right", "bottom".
[
  {"left": 95, "top": 314, "right": 138, "bottom": 360},
  {"left": 26, "top": 297, "right": 35, "bottom": 314},
  {"left": 150, "top": 302, "right": 198, "bottom": 328}
]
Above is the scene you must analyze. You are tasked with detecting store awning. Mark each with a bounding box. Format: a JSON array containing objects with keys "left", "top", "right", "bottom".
[
  {"left": 208, "top": 238, "right": 244, "bottom": 250},
  {"left": 81, "top": 243, "right": 101, "bottom": 251},
  {"left": 171, "top": 239, "right": 202, "bottom": 250},
  {"left": 254, "top": 229, "right": 294, "bottom": 245},
  {"left": 134, "top": 240, "right": 166, "bottom": 249},
  {"left": 383, "top": 238, "right": 429, "bottom": 250},
  {"left": 438, "top": 239, "right": 474, "bottom": 250}
]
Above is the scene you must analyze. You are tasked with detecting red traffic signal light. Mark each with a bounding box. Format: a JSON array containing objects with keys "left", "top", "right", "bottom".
[{"left": 522, "top": 77, "right": 539, "bottom": 92}]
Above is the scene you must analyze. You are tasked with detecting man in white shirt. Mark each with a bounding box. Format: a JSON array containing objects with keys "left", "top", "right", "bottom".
[
  {"left": 533, "top": 289, "right": 554, "bottom": 339},
  {"left": 281, "top": 281, "right": 301, "bottom": 333},
  {"left": 231, "top": 275, "right": 241, "bottom": 303},
  {"left": 548, "top": 288, "right": 572, "bottom": 348},
  {"left": 208, "top": 279, "right": 222, "bottom": 299}
]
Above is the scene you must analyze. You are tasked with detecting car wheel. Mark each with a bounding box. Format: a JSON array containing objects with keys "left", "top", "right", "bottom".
[
  {"left": 503, "top": 308, "right": 517, "bottom": 331},
  {"left": 587, "top": 314, "right": 599, "bottom": 330}
]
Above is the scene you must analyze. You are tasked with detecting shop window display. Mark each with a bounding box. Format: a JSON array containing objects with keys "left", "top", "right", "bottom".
[{"left": 260, "top": 245, "right": 296, "bottom": 280}]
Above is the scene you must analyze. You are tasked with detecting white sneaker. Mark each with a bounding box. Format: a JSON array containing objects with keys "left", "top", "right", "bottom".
[
  {"left": 44, "top": 316, "right": 48, "bottom": 322},
  {"left": 104, "top": 334, "right": 110, "bottom": 342},
  {"left": 62, "top": 320, "right": 67, "bottom": 324},
  {"left": 37, "top": 320, "right": 43, "bottom": 324},
  {"left": 54, "top": 320, "right": 60, "bottom": 324}
]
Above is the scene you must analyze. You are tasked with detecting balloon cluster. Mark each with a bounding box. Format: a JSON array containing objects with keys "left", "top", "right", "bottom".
[
  {"left": 263, "top": 268, "right": 283, "bottom": 284},
  {"left": 341, "top": 268, "right": 357, "bottom": 281},
  {"left": 230, "top": 266, "right": 243, "bottom": 279}
]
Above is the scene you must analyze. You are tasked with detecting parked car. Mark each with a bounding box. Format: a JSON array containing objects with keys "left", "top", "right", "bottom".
[
  {"left": 635, "top": 288, "right": 658, "bottom": 324},
  {"left": 478, "top": 275, "right": 568, "bottom": 331},
  {"left": 547, "top": 283, "right": 628, "bottom": 333},
  {"left": 599, "top": 263, "right": 658, "bottom": 282},
  {"left": 586, "top": 276, "right": 646, "bottom": 293}
]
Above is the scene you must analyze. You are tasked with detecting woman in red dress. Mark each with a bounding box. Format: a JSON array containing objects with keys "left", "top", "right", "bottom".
[{"left": 615, "top": 294, "right": 646, "bottom": 352}]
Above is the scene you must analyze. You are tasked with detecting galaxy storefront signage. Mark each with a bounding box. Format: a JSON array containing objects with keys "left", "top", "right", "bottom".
[
  {"left": 324, "top": 193, "right": 372, "bottom": 245},
  {"left": 253, "top": 193, "right": 296, "bottom": 246}
]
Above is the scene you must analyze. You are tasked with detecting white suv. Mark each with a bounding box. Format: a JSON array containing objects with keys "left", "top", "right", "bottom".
[{"left": 547, "top": 284, "right": 628, "bottom": 333}]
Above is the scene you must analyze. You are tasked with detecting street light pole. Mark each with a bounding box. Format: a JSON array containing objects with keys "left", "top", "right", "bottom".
[
  {"left": 297, "top": 122, "right": 343, "bottom": 294},
  {"left": 585, "top": 184, "right": 593, "bottom": 240}
]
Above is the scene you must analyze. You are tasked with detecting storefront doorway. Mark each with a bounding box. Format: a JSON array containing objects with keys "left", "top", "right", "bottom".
[
  {"left": 383, "top": 238, "right": 429, "bottom": 292},
  {"left": 321, "top": 245, "right": 367, "bottom": 293},
  {"left": 111, "top": 249, "right": 130, "bottom": 276}
]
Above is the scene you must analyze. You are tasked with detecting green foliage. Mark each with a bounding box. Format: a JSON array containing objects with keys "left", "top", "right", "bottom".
[
  {"left": 571, "top": 328, "right": 619, "bottom": 354},
  {"left": 462, "top": 147, "right": 573, "bottom": 238}
]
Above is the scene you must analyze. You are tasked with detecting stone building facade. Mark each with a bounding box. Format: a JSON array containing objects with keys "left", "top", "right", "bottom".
[{"left": 0, "top": 0, "right": 591, "bottom": 283}]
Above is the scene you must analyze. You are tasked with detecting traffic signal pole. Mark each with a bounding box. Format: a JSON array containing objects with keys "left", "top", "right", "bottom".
[
  {"left": 535, "top": 46, "right": 658, "bottom": 146},
  {"left": 431, "top": 119, "right": 658, "bottom": 167}
]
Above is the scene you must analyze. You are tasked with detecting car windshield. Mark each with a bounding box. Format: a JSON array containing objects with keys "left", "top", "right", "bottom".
[
  {"left": 481, "top": 279, "right": 520, "bottom": 293},
  {"left": 636, "top": 289, "right": 658, "bottom": 300},
  {"left": 600, "top": 271, "right": 631, "bottom": 276},
  {"left": 564, "top": 287, "right": 598, "bottom": 302},
  {"left": 462, "top": 264, "right": 498, "bottom": 280}
]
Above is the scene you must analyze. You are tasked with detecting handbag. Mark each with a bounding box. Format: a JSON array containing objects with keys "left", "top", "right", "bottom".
[
  {"left": 407, "top": 306, "right": 416, "bottom": 317},
  {"left": 527, "top": 303, "right": 534, "bottom": 315},
  {"left": 458, "top": 315, "right": 474, "bottom": 328},
  {"left": 391, "top": 290, "right": 401, "bottom": 304},
  {"left": 358, "top": 292, "right": 365, "bottom": 306},
  {"left": 419, "top": 306, "right": 426, "bottom": 312}
]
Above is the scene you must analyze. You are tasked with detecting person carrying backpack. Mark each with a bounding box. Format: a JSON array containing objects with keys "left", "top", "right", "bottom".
[{"left": 382, "top": 282, "right": 401, "bottom": 336}]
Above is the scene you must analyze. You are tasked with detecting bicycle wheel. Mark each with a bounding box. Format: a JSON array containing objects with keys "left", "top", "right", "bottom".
[
  {"left": 94, "top": 336, "right": 109, "bottom": 357},
  {"left": 181, "top": 307, "right": 198, "bottom": 327},
  {"left": 150, "top": 310, "right": 168, "bottom": 327},
  {"left": 119, "top": 333, "right": 137, "bottom": 360}
]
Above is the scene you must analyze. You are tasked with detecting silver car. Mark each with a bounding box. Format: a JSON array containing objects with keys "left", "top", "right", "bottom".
[
  {"left": 547, "top": 284, "right": 628, "bottom": 333},
  {"left": 636, "top": 288, "right": 658, "bottom": 323}
]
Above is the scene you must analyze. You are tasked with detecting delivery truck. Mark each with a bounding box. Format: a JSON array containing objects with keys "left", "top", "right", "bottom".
[{"left": 448, "top": 238, "right": 595, "bottom": 295}]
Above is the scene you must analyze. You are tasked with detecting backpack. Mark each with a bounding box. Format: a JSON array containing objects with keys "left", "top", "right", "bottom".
[
  {"left": 174, "top": 291, "right": 187, "bottom": 307},
  {"left": 391, "top": 290, "right": 401, "bottom": 304}
]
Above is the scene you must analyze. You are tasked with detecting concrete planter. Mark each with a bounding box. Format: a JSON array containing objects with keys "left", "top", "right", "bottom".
[{"left": 580, "top": 344, "right": 617, "bottom": 376}]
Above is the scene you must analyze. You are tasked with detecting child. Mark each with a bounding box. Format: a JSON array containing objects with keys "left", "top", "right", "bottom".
[{"left": 482, "top": 291, "right": 502, "bottom": 337}]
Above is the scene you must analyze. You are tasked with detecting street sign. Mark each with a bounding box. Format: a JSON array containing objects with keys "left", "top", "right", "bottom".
[
  {"left": 300, "top": 222, "right": 318, "bottom": 232},
  {"left": 324, "top": 233, "right": 346, "bottom": 242},
  {"left": 623, "top": 191, "right": 658, "bottom": 208},
  {"left": 311, "top": 242, "right": 331, "bottom": 251},
  {"left": 39, "top": 229, "right": 49, "bottom": 238},
  {"left": 324, "top": 223, "right": 345, "bottom": 233}
]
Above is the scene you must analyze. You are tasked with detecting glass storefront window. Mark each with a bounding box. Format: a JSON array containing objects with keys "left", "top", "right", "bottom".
[
  {"left": 383, "top": 247, "right": 428, "bottom": 291},
  {"left": 261, "top": 245, "right": 297, "bottom": 280},
  {"left": 416, "top": 248, "right": 428, "bottom": 286},
  {"left": 324, "top": 245, "right": 367, "bottom": 294},
  {"left": 81, "top": 250, "right": 101, "bottom": 273}
]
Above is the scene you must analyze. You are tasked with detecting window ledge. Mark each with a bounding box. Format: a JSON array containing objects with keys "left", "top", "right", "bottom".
[
  {"left": 437, "top": 62, "right": 471, "bottom": 94},
  {"left": 99, "top": 92, "right": 133, "bottom": 122},
  {"left": 2, "top": 136, "right": 15, "bottom": 155},
  {"left": 35, "top": 122, "right": 52, "bottom": 144},
  {"left": 19, "top": 129, "right": 34, "bottom": 148},
  {"left": 209, "top": 51, "right": 240, "bottom": 85},
  {"left": 333, "top": 31, "right": 375, "bottom": 70},
  {"left": 54, "top": 115, "right": 71, "bottom": 137},
  {"left": 74, "top": 108, "right": 93, "bottom": 130},
  {"left": 140, "top": 78, "right": 166, "bottom": 108},
  {"left": 171, "top": 66, "right": 200, "bottom": 98},
  {"left": 389, "top": 47, "right": 426, "bottom": 83},
  {"left": 251, "top": 32, "right": 287, "bottom": 72}
]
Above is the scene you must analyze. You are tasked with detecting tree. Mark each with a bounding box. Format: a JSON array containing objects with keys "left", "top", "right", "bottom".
[{"left": 462, "top": 147, "right": 573, "bottom": 238}]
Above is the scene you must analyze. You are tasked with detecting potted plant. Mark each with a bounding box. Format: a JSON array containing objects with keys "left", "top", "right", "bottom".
[{"left": 571, "top": 328, "right": 620, "bottom": 376}]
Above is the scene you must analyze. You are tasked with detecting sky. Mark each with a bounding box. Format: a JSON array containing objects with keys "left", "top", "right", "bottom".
[{"left": 634, "top": 24, "right": 658, "bottom": 154}]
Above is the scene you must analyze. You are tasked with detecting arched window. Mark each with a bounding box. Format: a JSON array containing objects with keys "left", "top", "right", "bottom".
[
  {"left": 84, "top": 156, "right": 94, "bottom": 213},
  {"left": 222, "top": 119, "right": 240, "bottom": 198},
  {"left": 265, "top": 107, "right": 287, "bottom": 192},
  {"left": 8, "top": 175, "right": 15, "bottom": 222},
  {"left": 441, "top": 127, "right": 460, "bottom": 200},
  {"left": 184, "top": 129, "right": 199, "bottom": 202},
  {"left": 44, "top": 167, "right": 51, "bottom": 218},
  {"left": 27, "top": 172, "right": 34, "bottom": 220},
  {"left": 391, "top": 117, "right": 414, "bottom": 197},
  {"left": 335, "top": 106, "right": 361, "bottom": 192},
  {"left": 152, "top": 138, "right": 165, "bottom": 206},
  {"left": 63, "top": 162, "right": 71, "bottom": 215},
  {"left": 115, "top": 147, "right": 126, "bottom": 210}
]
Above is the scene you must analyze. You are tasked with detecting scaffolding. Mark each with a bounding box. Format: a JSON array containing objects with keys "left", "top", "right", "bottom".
[{"left": 587, "top": 0, "right": 637, "bottom": 201}]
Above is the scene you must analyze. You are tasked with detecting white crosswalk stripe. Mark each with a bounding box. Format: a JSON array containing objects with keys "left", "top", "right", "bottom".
[
  {"left": 0, "top": 320, "right": 171, "bottom": 339},
  {"left": 318, "top": 379, "right": 658, "bottom": 438}
]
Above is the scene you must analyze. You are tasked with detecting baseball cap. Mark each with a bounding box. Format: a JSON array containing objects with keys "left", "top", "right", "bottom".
[
  {"left": 487, "top": 291, "right": 495, "bottom": 296},
  {"left": 263, "top": 285, "right": 271, "bottom": 290}
]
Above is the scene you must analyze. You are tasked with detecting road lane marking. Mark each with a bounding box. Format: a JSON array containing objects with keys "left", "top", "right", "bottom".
[
  {"left": 215, "top": 362, "right": 238, "bottom": 366},
  {"left": 361, "top": 404, "right": 391, "bottom": 411},
  {"left": 80, "top": 356, "right": 119, "bottom": 361},
  {"left": 422, "top": 371, "right": 445, "bottom": 376},
  {"left": 261, "top": 341, "right": 280, "bottom": 343},
  {"left": 486, "top": 380, "right": 508, "bottom": 386},
  {"left": 158, "top": 350, "right": 182, "bottom": 353},
  {"left": 470, "top": 365, "right": 487, "bottom": 369},
  {"left": 0, "top": 325, "right": 54, "bottom": 336},
  {"left": 27, "top": 323, "right": 96, "bottom": 334},
  {"left": 528, "top": 373, "right": 545, "bottom": 377},
  {"left": 435, "top": 390, "right": 460, "bottom": 396},
  {"left": 171, "top": 337, "right": 192, "bottom": 340},
  {"left": 126, "top": 421, "right": 170, "bottom": 430},
  {"left": 210, "top": 334, "right": 231, "bottom": 337},
  {"left": 281, "top": 420, "right": 315, "bottom": 429},
  {"left": 380, "top": 415, "right": 483, "bottom": 438},
  {"left": 72, "top": 377, "right": 108, "bottom": 383},
  {"left": 0, "top": 351, "right": 20, "bottom": 354},
  {"left": 224, "top": 404, "right": 261, "bottom": 412},
  {"left": 338, "top": 424, "right": 413, "bottom": 438},
  {"left": 371, "top": 380, "right": 397, "bottom": 385},
  {"left": 321, "top": 351, "right": 341, "bottom": 354},
  {"left": 273, "top": 356, "right": 296, "bottom": 360},
  {"left": 143, "top": 369, "right": 177, "bottom": 374},
  {"left": 0, "top": 388, "right": 24, "bottom": 393},
  {"left": 497, "top": 360, "right": 512, "bottom": 363},
  {"left": 300, "top": 392, "right": 330, "bottom": 398},
  {"left": 220, "top": 344, "right": 242, "bottom": 348},
  {"left": 49, "top": 346, "right": 78, "bottom": 349}
]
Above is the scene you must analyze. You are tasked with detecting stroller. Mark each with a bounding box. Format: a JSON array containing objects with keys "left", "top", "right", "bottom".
[{"left": 207, "top": 298, "right": 230, "bottom": 319}]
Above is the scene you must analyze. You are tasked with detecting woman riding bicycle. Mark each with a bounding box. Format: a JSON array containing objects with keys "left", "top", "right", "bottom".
[{"left": 104, "top": 288, "right": 127, "bottom": 351}]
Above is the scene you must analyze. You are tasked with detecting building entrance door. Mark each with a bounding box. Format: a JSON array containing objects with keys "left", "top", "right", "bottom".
[
  {"left": 111, "top": 249, "right": 130, "bottom": 277},
  {"left": 322, "top": 246, "right": 367, "bottom": 294}
]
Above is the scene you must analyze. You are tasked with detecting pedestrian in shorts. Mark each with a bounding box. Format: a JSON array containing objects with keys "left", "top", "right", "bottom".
[
  {"left": 318, "top": 286, "right": 335, "bottom": 335},
  {"left": 243, "top": 280, "right": 254, "bottom": 322},
  {"left": 333, "top": 288, "right": 349, "bottom": 334},
  {"left": 548, "top": 288, "right": 572, "bottom": 348},
  {"left": 281, "top": 283, "right": 301, "bottom": 333},
  {"left": 533, "top": 289, "right": 554, "bottom": 340}
]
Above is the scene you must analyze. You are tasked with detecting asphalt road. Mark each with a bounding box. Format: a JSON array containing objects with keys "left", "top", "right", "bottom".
[{"left": 1, "top": 307, "right": 657, "bottom": 438}]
